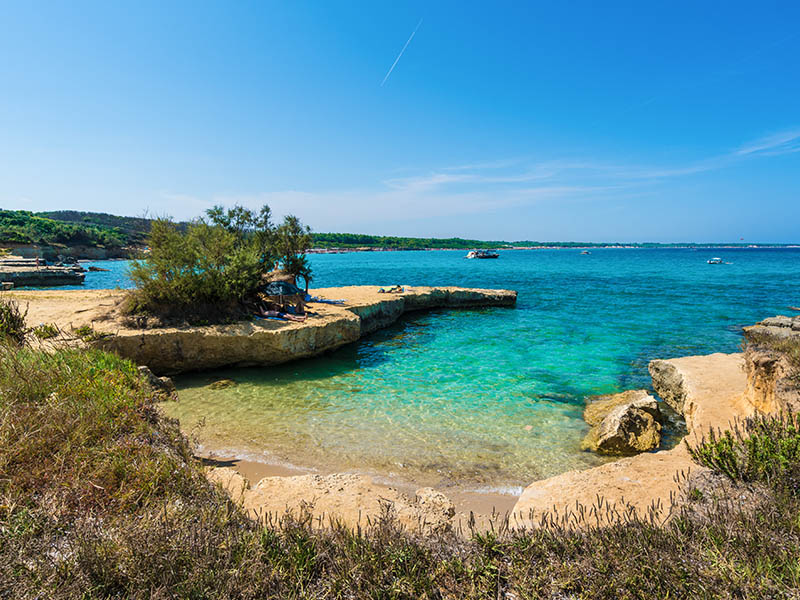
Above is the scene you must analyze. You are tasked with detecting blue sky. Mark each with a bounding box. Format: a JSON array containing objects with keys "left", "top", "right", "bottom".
[{"left": 1, "top": 1, "right": 798, "bottom": 242}]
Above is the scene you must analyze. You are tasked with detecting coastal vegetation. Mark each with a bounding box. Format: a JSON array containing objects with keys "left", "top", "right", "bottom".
[
  {"left": 1, "top": 305, "right": 799, "bottom": 597},
  {"left": 0, "top": 209, "right": 127, "bottom": 249},
  {"left": 311, "top": 232, "right": 508, "bottom": 250},
  {"left": 124, "top": 205, "right": 312, "bottom": 323},
  {"left": 38, "top": 210, "right": 158, "bottom": 246},
  {"left": 31, "top": 322, "right": 59, "bottom": 340},
  {"left": 0, "top": 296, "right": 27, "bottom": 345},
  {"left": 2, "top": 209, "right": 794, "bottom": 254}
]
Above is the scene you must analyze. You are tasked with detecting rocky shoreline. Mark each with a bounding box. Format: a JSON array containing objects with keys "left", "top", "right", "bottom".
[
  {"left": 0, "top": 257, "right": 86, "bottom": 287},
  {"left": 11, "top": 285, "right": 517, "bottom": 374},
  {"left": 13, "top": 287, "right": 799, "bottom": 532}
]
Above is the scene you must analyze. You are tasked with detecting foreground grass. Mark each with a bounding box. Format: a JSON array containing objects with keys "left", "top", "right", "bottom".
[{"left": 1, "top": 343, "right": 800, "bottom": 598}]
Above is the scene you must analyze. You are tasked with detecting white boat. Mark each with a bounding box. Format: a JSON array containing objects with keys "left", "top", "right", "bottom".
[
  {"left": 466, "top": 249, "right": 499, "bottom": 259},
  {"left": 707, "top": 257, "right": 724, "bottom": 264}
]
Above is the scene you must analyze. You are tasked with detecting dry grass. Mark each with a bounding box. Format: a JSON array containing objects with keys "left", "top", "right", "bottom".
[{"left": 1, "top": 341, "right": 799, "bottom": 598}]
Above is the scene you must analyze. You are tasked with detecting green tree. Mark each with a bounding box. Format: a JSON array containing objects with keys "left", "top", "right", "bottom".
[
  {"left": 274, "top": 215, "right": 313, "bottom": 291},
  {"left": 126, "top": 205, "right": 311, "bottom": 321}
]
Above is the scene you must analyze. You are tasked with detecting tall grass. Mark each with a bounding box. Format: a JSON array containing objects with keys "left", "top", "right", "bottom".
[
  {"left": 0, "top": 295, "right": 27, "bottom": 345},
  {"left": 1, "top": 342, "right": 799, "bottom": 598}
]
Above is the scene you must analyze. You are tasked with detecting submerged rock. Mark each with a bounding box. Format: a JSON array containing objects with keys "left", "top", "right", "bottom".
[
  {"left": 208, "top": 378, "right": 237, "bottom": 390},
  {"left": 582, "top": 393, "right": 661, "bottom": 455}
]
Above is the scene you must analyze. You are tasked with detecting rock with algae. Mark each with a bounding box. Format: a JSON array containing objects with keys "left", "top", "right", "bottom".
[{"left": 208, "top": 378, "right": 237, "bottom": 390}]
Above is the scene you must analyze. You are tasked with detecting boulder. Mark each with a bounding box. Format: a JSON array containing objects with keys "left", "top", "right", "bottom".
[
  {"left": 583, "top": 389, "right": 652, "bottom": 426},
  {"left": 582, "top": 395, "right": 661, "bottom": 455},
  {"left": 137, "top": 365, "right": 177, "bottom": 399}
]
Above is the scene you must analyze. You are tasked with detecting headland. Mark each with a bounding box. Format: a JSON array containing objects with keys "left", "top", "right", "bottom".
[{"left": 11, "top": 285, "right": 517, "bottom": 374}]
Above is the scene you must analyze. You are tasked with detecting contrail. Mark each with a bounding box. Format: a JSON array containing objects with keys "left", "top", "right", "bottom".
[{"left": 380, "top": 18, "right": 423, "bottom": 87}]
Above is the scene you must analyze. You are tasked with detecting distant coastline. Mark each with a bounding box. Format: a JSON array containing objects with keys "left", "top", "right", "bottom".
[
  {"left": 2, "top": 209, "right": 798, "bottom": 258},
  {"left": 308, "top": 243, "right": 800, "bottom": 254}
]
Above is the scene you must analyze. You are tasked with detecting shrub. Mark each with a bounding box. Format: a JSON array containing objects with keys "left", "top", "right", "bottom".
[
  {"left": 0, "top": 296, "right": 27, "bottom": 345},
  {"left": 689, "top": 411, "right": 800, "bottom": 491},
  {"left": 126, "top": 205, "right": 312, "bottom": 322},
  {"left": 32, "top": 323, "right": 59, "bottom": 339}
]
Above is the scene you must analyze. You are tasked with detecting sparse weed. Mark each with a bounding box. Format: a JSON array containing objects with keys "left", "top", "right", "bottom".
[
  {"left": 32, "top": 323, "right": 59, "bottom": 339},
  {"left": 1, "top": 342, "right": 799, "bottom": 598},
  {"left": 73, "top": 324, "right": 110, "bottom": 342}
]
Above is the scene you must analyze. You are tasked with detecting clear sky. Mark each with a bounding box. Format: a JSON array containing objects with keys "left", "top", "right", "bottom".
[{"left": 1, "top": 1, "right": 798, "bottom": 242}]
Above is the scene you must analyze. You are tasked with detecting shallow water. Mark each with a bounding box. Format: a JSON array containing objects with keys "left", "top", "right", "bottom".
[{"left": 67, "top": 249, "right": 800, "bottom": 492}]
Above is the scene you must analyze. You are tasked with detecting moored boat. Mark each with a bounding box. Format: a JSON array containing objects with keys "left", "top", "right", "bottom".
[{"left": 466, "top": 249, "right": 499, "bottom": 259}]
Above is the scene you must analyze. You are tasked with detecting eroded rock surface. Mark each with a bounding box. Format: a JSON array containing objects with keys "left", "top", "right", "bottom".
[
  {"left": 742, "top": 316, "right": 800, "bottom": 413},
  {"left": 208, "top": 467, "right": 456, "bottom": 533},
  {"left": 583, "top": 389, "right": 652, "bottom": 426},
  {"left": 137, "top": 365, "right": 177, "bottom": 399},
  {"left": 648, "top": 353, "right": 749, "bottom": 437},
  {"left": 9, "top": 286, "right": 516, "bottom": 375},
  {"left": 513, "top": 352, "right": 749, "bottom": 526},
  {"left": 582, "top": 394, "right": 661, "bottom": 455}
]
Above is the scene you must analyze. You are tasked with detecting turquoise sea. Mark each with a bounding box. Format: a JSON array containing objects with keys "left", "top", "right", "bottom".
[{"left": 70, "top": 249, "right": 800, "bottom": 493}]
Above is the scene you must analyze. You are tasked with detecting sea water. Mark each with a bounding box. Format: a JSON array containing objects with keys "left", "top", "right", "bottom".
[{"left": 71, "top": 248, "right": 800, "bottom": 493}]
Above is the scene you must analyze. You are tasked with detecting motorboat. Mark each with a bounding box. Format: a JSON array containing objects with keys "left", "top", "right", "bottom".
[
  {"left": 466, "top": 249, "right": 499, "bottom": 259},
  {"left": 580, "top": 250, "right": 591, "bottom": 255},
  {"left": 707, "top": 257, "right": 724, "bottom": 264}
]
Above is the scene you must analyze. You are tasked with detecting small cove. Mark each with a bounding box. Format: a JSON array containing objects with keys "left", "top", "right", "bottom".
[{"left": 64, "top": 248, "right": 800, "bottom": 494}]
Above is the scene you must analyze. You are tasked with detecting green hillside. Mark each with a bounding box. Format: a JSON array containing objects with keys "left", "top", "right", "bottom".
[
  {"left": 0, "top": 210, "right": 128, "bottom": 248},
  {"left": 39, "top": 210, "right": 154, "bottom": 245},
  {"left": 310, "top": 232, "right": 507, "bottom": 249}
]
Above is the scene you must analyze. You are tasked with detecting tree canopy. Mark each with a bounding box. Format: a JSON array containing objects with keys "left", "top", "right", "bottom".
[{"left": 126, "top": 205, "right": 312, "bottom": 322}]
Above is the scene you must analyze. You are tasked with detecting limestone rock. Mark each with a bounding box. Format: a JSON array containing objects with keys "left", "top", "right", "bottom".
[
  {"left": 207, "top": 466, "right": 250, "bottom": 504},
  {"left": 744, "top": 347, "right": 800, "bottom": 414},
  {"left": 208, "top": 469, "right": 456, "bottom": 534},
  {"left": 13, "top": 286, "right": 516, "bottom": 375},
  {"left": 515, "top": 353, "right": 749, "bottom": 528},
  {"left": 414, "top": 487, "right": 456, "bottom": 531},
  {"left": 649, "top": 353, "right": 749, "bottom": 439},
  {"left": 744, "top": 315, "right": 800, "bottom": 343},
  {"left": 648, "top": 360, "right": 687, "bottom": 414},
  {"left": 583, "top": 389, "right": 652, "bottom": 426},
  {"left": 582, "top": 395, "right": 661, "bottom": 455},
  {"left": 137, "top": 365, "right": 177, "bottom": 398},
  {"left": 761, "top": 315, "right": 793, "bottom": 328}
]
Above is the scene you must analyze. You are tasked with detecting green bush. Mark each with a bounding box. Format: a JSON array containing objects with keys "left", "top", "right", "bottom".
[
  {"left": 32, "top": 323, "right": 59, "bottom": 339},
  {"left": 0, "top": 296, "right": 27, "bottom": 345},
  {"left": 126, "top": 205, "right": 312, "bottom": 322},
  {"left": 689, "top": 412, "right": 800, "bottom": 491}
]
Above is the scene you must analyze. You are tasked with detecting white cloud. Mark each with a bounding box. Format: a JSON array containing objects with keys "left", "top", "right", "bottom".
[
  {"left": 162, "top": 127, "right": 799, "bottom": 233},
  {"left": 735, "top": 129, "right": 800, "bottom": 157}
]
